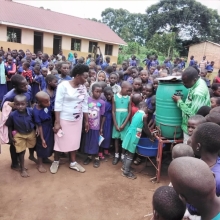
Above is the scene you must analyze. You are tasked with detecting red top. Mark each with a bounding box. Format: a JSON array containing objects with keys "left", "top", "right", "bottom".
[
  {"left": 130, "top": 105, "right": 139, "bottom": 122},
  {"left": 22, "top": 70, "right": 33, "bottom": 83},
  {"left": 215, "top": 77, "right": 220, "bottom": 83}
]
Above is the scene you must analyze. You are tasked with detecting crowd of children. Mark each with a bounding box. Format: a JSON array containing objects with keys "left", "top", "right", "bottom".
[{"left": 1, "top": 48, "right": 220, "bottom": 219}]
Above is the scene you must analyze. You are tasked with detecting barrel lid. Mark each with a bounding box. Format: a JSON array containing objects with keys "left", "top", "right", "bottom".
[{"left": 157, "top": 76, "right": 182, "bottom": 83}]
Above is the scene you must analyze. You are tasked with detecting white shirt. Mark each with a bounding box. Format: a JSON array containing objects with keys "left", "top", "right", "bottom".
[{"left": 55, "top": 81, "right": 88, "bottom": 121}]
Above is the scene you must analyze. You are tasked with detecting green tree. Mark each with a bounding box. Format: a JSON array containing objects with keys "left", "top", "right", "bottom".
[
  {"left": 101, "top": 8, "right": 147, "bottom": 44},
  {"left": 145, "top": 0, "right": 220, "bottom": 43}
]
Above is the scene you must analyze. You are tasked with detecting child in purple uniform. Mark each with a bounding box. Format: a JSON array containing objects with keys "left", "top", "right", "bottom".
[
  {"left": 100, "top": 87, "right": 113, "bottom": 157},
  {"left": 33, "top": 92, "right": 54, "bottom": 173},
  {"left": 83, "top": 83, "right": 105, "bottom": 168}
]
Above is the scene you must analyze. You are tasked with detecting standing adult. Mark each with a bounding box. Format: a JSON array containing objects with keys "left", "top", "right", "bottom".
[
  {"left": 172, "top": 67, "right": 210, "bottom": 144},
  {"left": 199, "top": 56, "right": 207, "bottom": 73},
  {"left": 50, "top": 64, "right": 89, "bottom": 174}
]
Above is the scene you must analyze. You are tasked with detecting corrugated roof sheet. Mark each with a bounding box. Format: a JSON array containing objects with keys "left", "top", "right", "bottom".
[{"left": 0, "top": 0, "right": 127, "bottom": 45}]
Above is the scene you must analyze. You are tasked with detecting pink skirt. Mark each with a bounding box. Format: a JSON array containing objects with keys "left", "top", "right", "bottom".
[{"left": 54, "top": 117, "right": 83, "bottom": 152}]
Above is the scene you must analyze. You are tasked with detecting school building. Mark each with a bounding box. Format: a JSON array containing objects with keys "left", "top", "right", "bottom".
[
  {"left": 0, "top": 0, "right": 126, "bottom": 64},
  {"left": 187, "top": 41, "right": 220, "bottom": 69}
]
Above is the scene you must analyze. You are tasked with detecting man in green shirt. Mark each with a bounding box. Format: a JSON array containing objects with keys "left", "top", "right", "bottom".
[{"left": 172, "top": 67, "right": 210, "bottom": 143}]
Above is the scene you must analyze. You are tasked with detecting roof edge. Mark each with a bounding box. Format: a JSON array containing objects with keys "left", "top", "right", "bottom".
[{"left": 0, "top": 21, "right": 127, "bottom": 46}]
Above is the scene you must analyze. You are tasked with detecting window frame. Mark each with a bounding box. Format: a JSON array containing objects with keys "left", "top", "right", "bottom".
[
  {"left": 105, "top": 44, "right": 113, "bottom": 56},
  {"left": 88, "top": 41, "right": 98, "bottom": 53},
  {"left": 7, "top": 27, "right": 22, "bottom": 43},
  {"left": 71, "top": 38, "right": 81, "bottom": 51}
]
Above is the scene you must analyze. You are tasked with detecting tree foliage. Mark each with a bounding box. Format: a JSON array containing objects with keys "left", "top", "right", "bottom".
[
  {"left": 145, "top": 0, "right": 220, "bottom": 43},
  {"left": 101, "top": 8, "right": 147, "bottom": 45}
]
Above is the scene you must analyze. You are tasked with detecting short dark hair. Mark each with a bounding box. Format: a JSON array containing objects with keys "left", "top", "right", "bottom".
[
  {"left": 45, "top": 74, "right": 57, "bottom": 84},
  {"left": 11, "top": 74, "right": 26, "bottom": 88},
  {"left": 71, "top": 64, "right": 89, "bottom": 77},
  {"left": 172, "top": 144, "right": 194, "bottom": 159},
  {"left": 91, "top": 83, "right": 101, "bottom": 92},
  {"left": 188, "top": 115, "right": 206, "bottom": 124},
  {"left": 196, "top": 106, "right": 211, "bottom": 117},
  {"left": 205, "top": 112, "right": 220, "bottom": 126},
  {"left": 42, "top": 53, "right": 49, "bottom": 59},
  {"left": 213, "top": 97, "right": 220, "bottom": 106},
  {"left": 23, "top": 62, "right": 30, "bottom": 68},
  {"left": 211, "top": 83, "right": 220, "bottom": 91},
  {"left": 103, "top": 86, "right": 113, "bottom": 94},
  {"left": 182, "top": 67, "right": 199, "bottom": 81},
  {"left": 193, "top": 122, "right": 220, "bottom": 153},
  {"left": 153, "top": 186, "right": 185, "bottom": 220}
]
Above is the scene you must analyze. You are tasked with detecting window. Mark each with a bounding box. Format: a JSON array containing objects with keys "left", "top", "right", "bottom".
[
  {"left": 105, "top": 44, "right": 113, "bottom": 56},
  {"left": 7, "top": 27, "right": 21, "bottom": 43},
  {"left": 88, "top": 41, "right": 97, "bottom": 53},
  {"left": 71, "top": 38, "right": 81, "bottom": 51}
]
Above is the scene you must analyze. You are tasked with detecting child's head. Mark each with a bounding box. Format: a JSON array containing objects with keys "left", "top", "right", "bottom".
[
  {"left": 122, "top": 60, "right": 129, "bottom": 71},
  {"left": 117, "top": 71, "right": 124, "bottom": 81},
  {"left": 33, "top": 65, "right": 41, "bottom": 75},
  {"left": 191, "top": 122, "right": 220, "bottom": 157},
  {"left": 14, "top": 94, "right": 27, "bottom": 113},
  {"left": 98, "top": 81, "right": 107, "bottom": 92},
  {"left": 133, "top": 78, "right": 142, "bottom": 92},
  {"left": 112, "top": 63, "right": 117, "bottom": 72},
  {"left": 89, "top": 61, "right": 96, "bottom": 70},
  {"left": 153, "top": 78, "right": 159, "bottom": 91},
  {"left": 200, "top": 71, "right": 207, "bottom": 78},
  {"left": 132, "top": 94, "right": 142, "bottom": 107},
  {"left": 196, "top": 106, "right": 211, "bottom": 117},
  {"left": 91, "top": 83, "right": 102, "bottom": 100},
  {"left": 48, "top": 62, "right": 54, "bottom": 71},
  {"left": 211, "top": 83, "right": 220, "bottom": 97},
  {"left": 97, "top": 70, "right": 106, "bottom": 82},
  {"left": 121, "top": 81, "right": 132, "bottom": 96},
  {"left": 172, "top": 144, "right": 194, "bottom": 160},
  {"left": 140, "top": 70, "right": 149, "bottom": 83},
  {"left": 41, "top": 53, "right": 49, "bottom": 62},
  {"left": 36, "top": 91, "right": 50, "bottom": 108},
  {"left": 104, "top": 87, "right": 113, "bottom": 101},
  {"left": 89, "top": 69, "right": 96, "bottom": 78},
  {"left": 11, "top": 75, "right": 28, "bottom": 93},
  {"left": 22, "top": 62, "right": 30, "bottom": 71},
  {"left": 152, "top": 186, "right": 185, "bottom": 220},
  {"left": 205, "top": 112, "right": 220, "bottom": 126},
  {"left": 60, "top": 62, "right": 70, "bottom": 76},
  {"left": 145, "top": 83, "right": 153, "bottom": 98},
  {"left": 187, "top": 115, "right": 206, "bottom": 136},
  {"left": 51, "top": 69, "right": 58, "bottom": 75},
  {"left": 159, "top": 70, "right": 168, "bottom": 78},
  {"left": 168, "top": 157, "right": 216, "bottom": 213},
  {"left": 105, "top": 66, "right": 114, "bottom": 75},
  {"left": 150, "top": 66, "right": 156, "bottom": 74},
  {"left": 131, "top": 68, "right": 138, "bottom": 79},
  {"left": 90, "top": 76, "right": 96, "bottom": 84},
  {"left": 96, "top": 65, "right": 102, "bottom": 71},
  {"left": 32, "top": 53, "right": 36, "bottom": 60},
  {"left": 109, "top": 73, "right": 118, "bottom": 86},
  {"left": 138, "top": 101, "right": 147, "bottom": 113},
  {"left": 41, "top": 67, "right": 48, "bottom": 77},
  {"left": 45, "top": 74, "right": 58, "bottom": 89},
  {"left": 211, "top": 97, "right": 220, "bottom": 109}
]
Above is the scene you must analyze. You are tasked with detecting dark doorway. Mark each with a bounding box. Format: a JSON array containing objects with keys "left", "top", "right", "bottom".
[
  {"left": 34, "top": 32, "right": 43, "bottom": 54},
  {"left": 53, "top": 35, "right": 62, "bottom": 55}
]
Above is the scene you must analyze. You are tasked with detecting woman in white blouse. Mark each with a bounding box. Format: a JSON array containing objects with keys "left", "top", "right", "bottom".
[{"left": 50, "top": 64, "right": 89, "bottom": 174}]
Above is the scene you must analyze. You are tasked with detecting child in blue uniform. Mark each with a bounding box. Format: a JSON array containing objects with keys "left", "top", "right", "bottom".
[
  {"left": 83, "top": 83, "right": 105, "bottom": 168},
  {"left": 59, "top": 62, "right": 71, "bottom": 82},
  {"left": 122, "top": 101, "right": 152, "bottom": 179},
  {"left": 32, "top": 65, "right": 45, "bottom": 103},
  {"left": 33, "top": 92, "right": 54, "bottom": 173},
  {"left": 100, "top": 86, "right": 113, "bottom": 157},
  {"left": 6, "top": 95, "right": 36, "bottom": 177}
]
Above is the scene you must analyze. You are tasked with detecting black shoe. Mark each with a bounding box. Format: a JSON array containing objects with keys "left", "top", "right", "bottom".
[
  {"left": 84, "top": 157, "right": 92, "bottom": 165},
  {"left": 43, "top": 158, "right": 53, "bottom": 164},
  {"left": 112, "top": 157, "right": 120, "bottom": 165},
  {"left": 121, "top": 166, "right": 136, "bottom": 173},
  {"left": 122, "top": 171, "right": 137, "bottom": 180},
  {"left": 93, "top": 159, "right": 100, "bottom": 168}
]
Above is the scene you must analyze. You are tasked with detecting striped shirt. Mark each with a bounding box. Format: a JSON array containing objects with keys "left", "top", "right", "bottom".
[{"left": 177, "top": 78, "right": 210, "bottom": 133}]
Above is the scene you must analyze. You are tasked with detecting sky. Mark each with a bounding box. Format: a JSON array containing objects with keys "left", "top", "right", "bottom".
[{"left": 14, "top": 0, "right": 220, "bottom": 19}]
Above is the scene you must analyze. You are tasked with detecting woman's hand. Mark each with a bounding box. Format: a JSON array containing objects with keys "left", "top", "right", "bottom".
[
  {"left": 53, "top": 121, "right": 62, "bottom": 134},
  {"left": 42, "top": 139, "right": 47, "bottom": 148},
  {"left": 85, "top": 121, "right": 89, "bottom": 133}
]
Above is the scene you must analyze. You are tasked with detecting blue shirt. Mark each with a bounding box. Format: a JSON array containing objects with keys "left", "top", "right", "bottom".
[
  {"left": 101, "top": 62, "right": 109, "bottom": 70},
  {"left": 6, "top": 107, "right": 35, "bottom": 134},
  {"left": 206, "top": 64, "right": 214, "bottom": 72},
  {"left": 212, "top": 213, "right": 220, "bottom": 220},
  {"left": 1, "top": 86, "right": 32, "bottom": 110},
  {"left": 41, "top": 61, "right": 49, "bottom": 69},
  {"left": 164, "top": 61, "right": 172, "bottom": 69},
  {"left": 189, "top": 60, "right": 195, "bottom": 66},
  {"left": 59, "top": 75, "right": 72, "bottom": 83},
  {"left": 42, "top": 88, "right": 56, "bottom": 111},
  {"left": 129, "top": 59, "right": 137, "bottom": 67}
]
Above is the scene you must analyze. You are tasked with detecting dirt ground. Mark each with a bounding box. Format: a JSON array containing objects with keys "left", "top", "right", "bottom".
[{"left": 0, "top": 144, "right": 170, "bottom": 220}]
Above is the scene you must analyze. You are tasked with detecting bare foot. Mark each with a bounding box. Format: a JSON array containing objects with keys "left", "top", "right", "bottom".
[
  {"left": 37, "top": 165, "right": 47, "bottom": 173},
  {"left": 29, "top": 156, "right": 38, "bottom": 164},
  {"left": 20, "top": 169, "right": 30, "bottom": 178}
]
